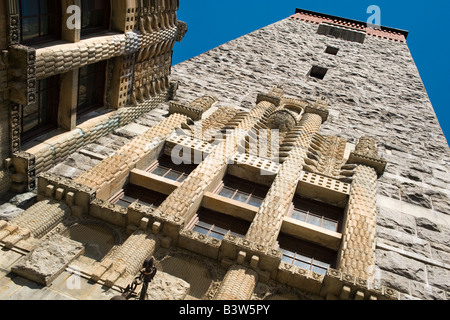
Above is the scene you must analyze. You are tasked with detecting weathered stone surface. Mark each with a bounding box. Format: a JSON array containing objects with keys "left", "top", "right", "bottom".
[
  {"left": 8, "top": 192, "right": 36, "bottom": 209},
  {"left": 11, "top": 235, "right": 85, "bottom": 286},
  {"left": 377, "top": 206, "right": 416, "bottom": 235},
  {"left": 0, "top": 203, "right": 24, "bottom": 221},
  {"left": 376, "top": 249, "right": 426, "bottom": 283},
  {"left": 146, "top": 271, "right": 190, "bottom": 300}
]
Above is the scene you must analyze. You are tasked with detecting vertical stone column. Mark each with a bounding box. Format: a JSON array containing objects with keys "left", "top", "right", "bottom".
[
  {"left": 339, "top": 165, "right": 378, "bottom": 280},
  {"left": 58, "top": 69, "right": 79, "bottom": 131},
  {"left": 215, "top": 265, "right": 258, "bottom": 300},
  {"left": 245, "top": 112, "right": 324, "bottom": 247},
  {"left": 339, "top": 137, "right": 385, "bottom": 280}
]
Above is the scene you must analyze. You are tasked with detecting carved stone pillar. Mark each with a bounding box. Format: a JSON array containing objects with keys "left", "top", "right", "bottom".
[
  {"left": 215, "top": 265, "right": 258, "bottom": 300},
  {"left": 339, "top": 137, "right": 386, "bottom": 280},
  {"left": 245, "top": 110, "right": 325, "bottom": 248},
  {"left": 339, "top": 164, "right": 378, "bottom": 280}
]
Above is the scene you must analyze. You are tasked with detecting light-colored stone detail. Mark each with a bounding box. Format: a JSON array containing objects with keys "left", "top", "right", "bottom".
[
  {"left": 339, "top": 165, "right": 378, "bottom": 280},
  {"left": 245, "top": 113, "right": 324, "bottom": 247},
  {"left": 11, "top": 235, "right": 84, "bottom": 286},
  {"left": 215, "top": 265, "right": 259, "bottom": 300},
  {"left": 10, "top": 199, "right": 70, "bottom": 239}
]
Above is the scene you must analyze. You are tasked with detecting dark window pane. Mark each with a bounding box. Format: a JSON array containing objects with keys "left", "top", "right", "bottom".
[
  {"left": 306, "top": 214, "right": 322, "bottom": 227},
  {"left": 23, "top": 115, "right": 39, "bottom": 133},
  {"left": 191, "top": 208, "right": 250, "bottom": 240},
  {"left": 248, "top": 196, "right": 263, "bottom": 207},
  {"left": 322, "top": 219, "right": 338, "bottom": 232},
  {"left": 77, "top": 62, "right": 106, "bottom": 116},
  {"left": 21, "top": 76, "right": 59, "bottom": 142},
  {"left": 233, "top": 191, "right": 250, "bottom": 203},
  {"left": 165, "top": 170, "right": 181, "bottom": 181},
  {"left": 81, "top": 0, "right": 110, "bottom": 35},
  {"left": 151, "top": 167, "right": 169, "bottom": 177},
  {"left": 21, "top": 17, "right": 39, "bottom": 41},
  {"left": 292, "top": 209, "right": 307, "bottom": 222},
  {"left": 21, "top": 0, "right": 39, "bottom": 16},
  {"left": 219, "top": 187, "right": 235, "bottom": 199},
  {"left": 20, "top": 0, "right": 61, "bottom": 44}
]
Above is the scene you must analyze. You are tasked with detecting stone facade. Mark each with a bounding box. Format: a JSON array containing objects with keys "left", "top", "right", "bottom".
[{"left": 0, "top": 5, "right": 449, "bottom": 301}]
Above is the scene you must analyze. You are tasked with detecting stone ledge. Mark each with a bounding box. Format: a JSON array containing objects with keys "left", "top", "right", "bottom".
[{"left": 11, "top": 235, "right": 84, "bottom": 286}]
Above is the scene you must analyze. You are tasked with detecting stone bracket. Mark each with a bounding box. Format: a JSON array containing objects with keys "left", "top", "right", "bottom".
[{"left": 347, "top": 152, "right": 387, "bottom": 176}]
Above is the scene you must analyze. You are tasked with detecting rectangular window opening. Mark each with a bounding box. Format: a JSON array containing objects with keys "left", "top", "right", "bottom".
[
  {"left": 290, "top": 195, "right": 344, "bottom": 233},
  {"left": 189, "top": 208, "right": 251, "bottom": 241},
  {"left": 110, "top": 184, "right": 168, "bottom": 209},
  {"left": 215, "top": 175, "right": 269, "bottom": 208},
  {"left": 19, "top": 0, "right": 62, "bottom": 45},
  {"left": 21, "top": 75, "right": 60, "bottom": 143},
  {"left": 77, "top": 61, "right": 107, "bottom": 118},
  {"left": 325, "top": 46, "right": 339, "bottom": 55},
  {"left": 277, "top": 233, "right": 337, "bottom": 276},
  {"left": 81, "top": 0, "right": 111, "bottom": 36},
  {"left": 308, "top": 66, "right": 328, "bottom": 80},
  {"left": 146, "top": 154, "right": 198, "bottom": 183}
]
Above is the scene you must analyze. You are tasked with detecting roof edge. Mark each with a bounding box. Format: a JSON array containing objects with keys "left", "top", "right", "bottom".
[{"left": 294, "top": 8, "right": 409, "bottom": 39}]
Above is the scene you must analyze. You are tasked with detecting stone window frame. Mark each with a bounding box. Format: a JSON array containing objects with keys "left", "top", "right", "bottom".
[
  {"left": 276, "top": 233, "right": 337, "bottom": 276},
  {"left": 146, "top": 154, "right": 197, "bottom": 183},
  {"left": 214, "top": 175, "right": 269, "bottom": 208},
  {"left": 109, "top": 183, "right": 168, "bottom": 209},
  {"left": 286, "top": 195, "right": 344, "bottom": 233},
  {"left": 187, "top": 207, "right": 251, "bottom": 241},
  {"left": 18, "top": 0, "right": 62, "bottom": 45},
  {"left": 21, "top": 75, "right": 61, "bottom": 143}
]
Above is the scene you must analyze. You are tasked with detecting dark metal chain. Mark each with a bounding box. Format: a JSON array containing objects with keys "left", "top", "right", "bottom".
[{"left": 111, "top": 256, "right": 157, "bottom": 300}]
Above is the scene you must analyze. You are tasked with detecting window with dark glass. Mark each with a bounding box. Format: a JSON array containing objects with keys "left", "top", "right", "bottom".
[
  {"left": 216, "top": 175, "right": 268, "bottom": 207},
  {"left": 81, "top": 0, "right": 111, "bottom": 35},
  {"left": 277, "top": 233, "right": 336, "bottom": 276},
  {"left": 19, "top": 0, "right": 61, "bottom": 45},
  {"left": 189, "top": 208, "right": 251, "bottom": 241},
  {"left": 77, "top": 61, "right": 107, "bottom": 117},
  {"left": 21, "top": 76, "right": 60, "bottom": 143},
  {"left": 147, "top": 155, "right": 197, "bottom": 183},
  {"left": 290, "top": 196, "right": 344, "bottom": 233},
  {"left": 110, "top": 184, "right": 168, "bottom": 209}
]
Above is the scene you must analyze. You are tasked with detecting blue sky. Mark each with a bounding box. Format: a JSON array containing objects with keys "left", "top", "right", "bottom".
[{"left": 173, "top": 1, "right": 450, "bottom": 145}]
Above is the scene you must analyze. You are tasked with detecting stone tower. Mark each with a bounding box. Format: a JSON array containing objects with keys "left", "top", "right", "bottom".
[{"left": 0, "top": 5, "right": 449, "bottom": 301}]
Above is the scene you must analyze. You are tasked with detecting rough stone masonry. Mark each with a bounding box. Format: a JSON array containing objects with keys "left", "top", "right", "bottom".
[{"left": 170, "top": 14, "right": 450, "bottom": 299}]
